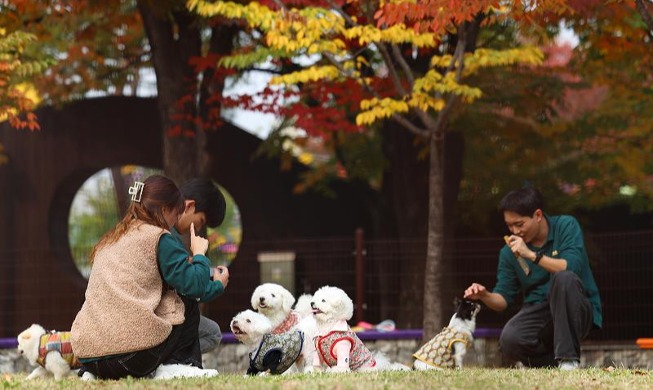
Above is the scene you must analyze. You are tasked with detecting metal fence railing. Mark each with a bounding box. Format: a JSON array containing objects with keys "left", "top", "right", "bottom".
[{"left": 1, "top": 230, "right": 651, "bottom": 341}]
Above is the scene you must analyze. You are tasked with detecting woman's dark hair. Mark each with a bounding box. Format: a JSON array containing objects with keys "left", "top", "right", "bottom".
[
  {"left": 498, "top": 186, "right": 544, "bottom": 217},
  {"left": 89, "top": 175, "right": 184, "bottom": 262}
]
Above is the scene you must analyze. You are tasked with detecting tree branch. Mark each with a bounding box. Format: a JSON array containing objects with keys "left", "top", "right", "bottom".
[
  {"left": 391, "top": 44, "right": 416, "bottom": 87},
  {"left": 431, "top": 25, "right": 467, "bottom": 135},
  {"left": 635, "top": 0, "right": 653, "bottom": 36},
  {"left": 327, "top": 0, "right": 408, "bottom": 96}
]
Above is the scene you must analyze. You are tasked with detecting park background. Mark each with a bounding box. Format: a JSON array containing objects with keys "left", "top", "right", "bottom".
[{"left": 0, "top": 0, "right": 652, "bottom": 368}]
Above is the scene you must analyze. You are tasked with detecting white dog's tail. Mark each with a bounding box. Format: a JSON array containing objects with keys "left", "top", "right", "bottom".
[{"left": 371, "top": 351, "right": 411, "bottom": 372}]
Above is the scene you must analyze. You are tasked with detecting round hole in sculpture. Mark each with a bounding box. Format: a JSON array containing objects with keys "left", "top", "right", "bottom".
[{"left": 68, "top": 166, "right": 242, "bottom": 279}]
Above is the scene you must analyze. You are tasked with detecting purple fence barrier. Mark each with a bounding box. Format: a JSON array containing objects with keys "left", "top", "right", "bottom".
[{"left": 0, "top": 328, "right": 501, "bottom": 349}]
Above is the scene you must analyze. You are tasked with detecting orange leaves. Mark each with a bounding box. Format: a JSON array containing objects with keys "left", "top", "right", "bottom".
[
  {"left": 8, "top": 112, "right": 40, "bottom": 131},
  {"left": 377, "top": 0, "right": 495, "bottom": 34}
]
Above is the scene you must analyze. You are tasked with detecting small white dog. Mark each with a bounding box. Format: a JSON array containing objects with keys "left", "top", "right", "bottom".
[
  {"left": 310, "top": 285, "right": 409, "bottom": 373},
  {"left": 17, "top": 324, "right": 81, "bottom": 380},
  {"left": 413, "top": 297, "right": 481, "bottom": 370},
  {"left": 230, "top": 309, "right": 316, "bottom": 375},
  {"left": 251, "top": 283, "right": 310, "bottom": 334}
]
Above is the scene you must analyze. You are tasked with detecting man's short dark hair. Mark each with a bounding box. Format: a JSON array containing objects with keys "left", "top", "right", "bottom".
[
  {"left": 180, "top": 178, "right": 226, "bottom": 228},
  {"left": 498, "top": 186, "right": 544, "bottom": 217}
]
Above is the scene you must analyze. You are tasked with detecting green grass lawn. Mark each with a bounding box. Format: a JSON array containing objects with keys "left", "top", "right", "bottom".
[{"left": 3, "top": 368, "right": 651, "bottom": 389}]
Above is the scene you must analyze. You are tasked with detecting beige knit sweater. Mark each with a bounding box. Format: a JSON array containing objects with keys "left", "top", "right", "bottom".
[{"left": 71, "top": 222, "right": 185, "bottom": 358}]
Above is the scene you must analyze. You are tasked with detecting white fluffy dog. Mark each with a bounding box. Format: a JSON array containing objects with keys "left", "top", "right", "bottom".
[
  {"left": 17, "top": 324, "right": 81, "bottom": 380},
  {"left": 310, "top": 286, "right": 409, "bottom": 373},
  {"left": 413, "top": 298, "right": 481, "bottom": 370},
  {"left": 251, "top": 283, "right": 309, "bottom": 334},
  {"left": 230, "top": 309, "right": 316, "bottom": 375}
]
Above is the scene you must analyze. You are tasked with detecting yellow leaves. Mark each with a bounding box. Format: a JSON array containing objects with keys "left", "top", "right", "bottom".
[
  {"left": 0, "top": 83, "right": 41, "bottom": 122},
  {"left": 356, "top": 97, "right": 410, "bottom": 126},
  {"left": 271, "top": 66, "right": 341, "bottom": 85},
  {"left": 462, "top": 47, "right": 544, "bottom": 75},
  {"left": 298, "top": 152, "right": 314, "bottom": 165},
  {"left": 343, "top": 24, "right": 435, "bottom": 47},
  {"left": 414, "top": 71, "right": 483, "bottom": 102},
  {"left": 429, "top": 47, "right": 544, "bottom": 75},
  {"left": 407, "top": 93, "right": 445, "bottom": 112},
  {"left": 187, "top": 1, "right": 277, "bottom": 30}
]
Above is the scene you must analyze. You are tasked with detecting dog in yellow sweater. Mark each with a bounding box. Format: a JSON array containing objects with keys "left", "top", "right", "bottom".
[{"left": 17, "top": 324, "right": 81, "bottom": 380}]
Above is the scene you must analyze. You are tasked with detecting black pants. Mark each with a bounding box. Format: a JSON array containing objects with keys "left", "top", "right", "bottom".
[
  {"left": 499, "top": 271, "right": 594, "bottom": 367},
  {"left": 81, "top": 295, "right": 202, "bottom": 379}
]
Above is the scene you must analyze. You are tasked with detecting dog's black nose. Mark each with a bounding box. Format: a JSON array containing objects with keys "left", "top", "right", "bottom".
[
  {"left": 259, "top": 297, "right": 265, "bottom": 303},
  {"left": 310, "top": 302, "right": 315, "bottom": 308}
]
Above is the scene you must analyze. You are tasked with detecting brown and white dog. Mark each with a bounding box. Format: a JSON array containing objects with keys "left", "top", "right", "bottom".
[
  {"left": 310, "top": 286, "right": 409, "bottom": 373},
  {"left": 251, "top": 283, "right": 311, "bottom": 334},
  {"left": 230, "top": 309, "right": 316, "bottom": 375},
  {"left": 17, "top": 324, "right": 82, "bottom": 380}
]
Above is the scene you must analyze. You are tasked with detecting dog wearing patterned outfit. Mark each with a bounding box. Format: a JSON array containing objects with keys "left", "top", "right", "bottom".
[
  {"left": 310, "top": 285, "right": 409, "bottom": 373},
  {"left": 17, "top": 324, "right": 82, "bottom": 380},
  {"left": 230, "top": 309, "right": 316, "bottom": 375},
  {"left": 251, "top": 283, "right": 311, "bottom": 334},
  {"left": 413, "top": 297, "right": 481, "bottom": 370}
]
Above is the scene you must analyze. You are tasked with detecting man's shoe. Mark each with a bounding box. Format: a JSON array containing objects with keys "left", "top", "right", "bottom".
[
  {"left": 558, "top": 359, "right": 580, "bottom": 370},
  {"left": 153, "top": 364, "right": 218, "bottom": 379}
]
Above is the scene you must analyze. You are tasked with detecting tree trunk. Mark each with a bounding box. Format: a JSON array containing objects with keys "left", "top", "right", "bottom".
[
  {"left": 111, "top": 167, "right": 128, "bottom": 216},
  {"left": 420, "top": 17, "right": 482, "bottom": 341},
  {"left": 137, "top": 2, "right": 204, "bottom": 185},
  {"left": 199, "top": 24, "right": 240, "bottom": 178},
  {"left": 378, "top": 124, "right": 428, "bottom": 328},
  {"left": 422, "top": 131, "right": 445, "bottom": 341}
]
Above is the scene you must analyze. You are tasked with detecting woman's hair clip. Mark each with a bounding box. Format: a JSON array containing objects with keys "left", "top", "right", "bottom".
[{"left": 128, "top": 181, "right": 145, "bottom": 203}]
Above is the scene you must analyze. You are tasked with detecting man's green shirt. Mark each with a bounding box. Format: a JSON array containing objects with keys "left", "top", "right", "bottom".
[{"left": 493, "top": 214, "right": 602, "bottom": 328}]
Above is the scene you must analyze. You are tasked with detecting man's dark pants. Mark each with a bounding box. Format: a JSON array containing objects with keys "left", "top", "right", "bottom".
[{"left": 499, "top": 271, "right": 594, "bottom": 367}]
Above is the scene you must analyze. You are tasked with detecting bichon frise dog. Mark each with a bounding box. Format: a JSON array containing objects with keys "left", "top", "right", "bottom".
[
  {"left": 251, "top": 283, "right": 310, "bottom": 334},
  {"left": 413, "top": 297, "right": 481, "bottom": 370},
  {"left": 17, "top": 324, "right": 81, "bottom": 380},
  {"left": 310, "top": 285, "right": 409, "bottom": 373},
  {"left": 230, "top": 309, "right": 316, "bottom": 375}
]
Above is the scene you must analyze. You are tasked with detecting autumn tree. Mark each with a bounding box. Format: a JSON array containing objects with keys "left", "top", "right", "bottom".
[
  {"left": 187, "top": 0, "right": 579, "bottom": 337},
  {"left": 0, "top": 26, "right": 53, "bottom": 163},
  {"left": 456, "top": 0, "right": 653, "bottom": 220},
  {"left": 0, "top": 1, "right": 239, "bottom": 185},
  {"left": 546, "top": 0, "right": 653, "bottom": 208}
]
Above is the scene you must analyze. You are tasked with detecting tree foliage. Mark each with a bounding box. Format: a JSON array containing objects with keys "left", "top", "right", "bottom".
[
  {"left": 189, "top": 0, "right": 543, "bottom": 138},
  {"left": 0, "top": 1, "right": 148, "bottom": 104},
  {"left": 0, "top": 24, "right": 56, "bottom": 163},
  {"left": 187, "top": 0, "right": 578, "bottom": 335}
]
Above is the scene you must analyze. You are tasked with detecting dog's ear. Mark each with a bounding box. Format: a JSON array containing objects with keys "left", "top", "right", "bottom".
[
  {"left": 337, "top": 290, "right": 354, "bottom": 320},
  {"left": 250, "top": 287, "right": 261, "bottom": 310},
  {"left": 281, "top": 289, "right": 296, "bottom": 313}
]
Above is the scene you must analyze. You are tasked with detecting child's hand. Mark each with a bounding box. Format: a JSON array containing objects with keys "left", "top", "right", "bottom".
[
  {"left": 190, "top": 222, "right": 209, "bottom": 256},
  {"left": 213, "top": 266, "right": 230, "bottom": 288}
]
